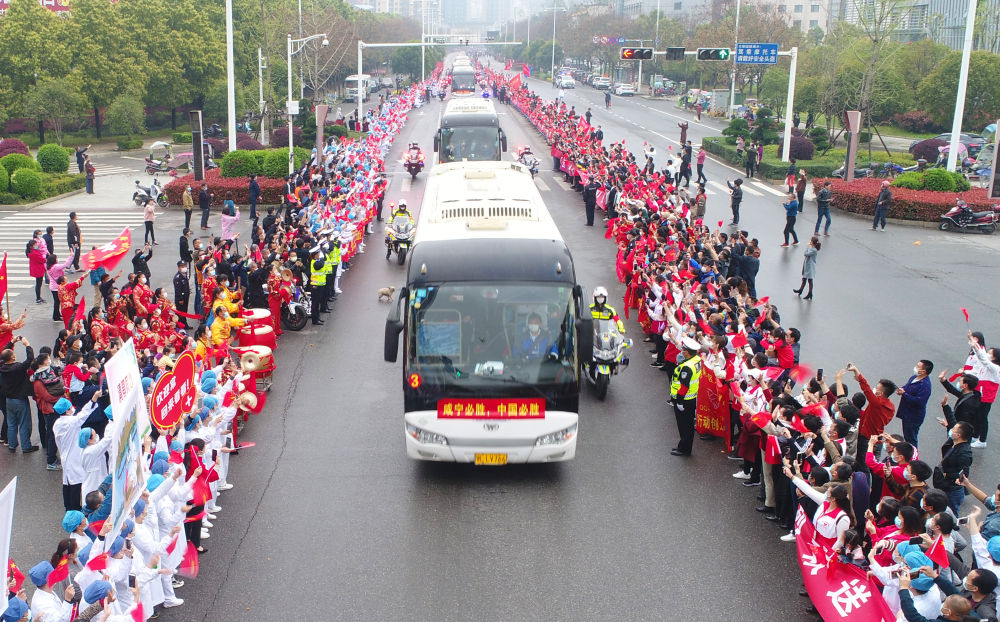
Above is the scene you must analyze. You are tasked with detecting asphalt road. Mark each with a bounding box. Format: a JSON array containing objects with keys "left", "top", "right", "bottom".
[{"left": 3, "top": 83, "right": 1000, "bottom": 622}]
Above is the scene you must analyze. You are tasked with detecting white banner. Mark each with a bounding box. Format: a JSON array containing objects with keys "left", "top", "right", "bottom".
[
  {"left": 105, "top": 339, "right": 149, "bottom": 545},
  {"left": 1, "top": 477, "right": 17, "bottom": 611}
]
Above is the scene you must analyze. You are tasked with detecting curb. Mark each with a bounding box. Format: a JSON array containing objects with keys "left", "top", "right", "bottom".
[{"left": 2, "top": 189, "right": 86, "bottom": 212}]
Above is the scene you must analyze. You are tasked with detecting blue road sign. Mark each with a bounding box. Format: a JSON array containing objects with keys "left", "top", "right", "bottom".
[
  {"left": 617, "top": 36, "right": 625, "bottom": 45},
  {"left": 735, "top": 42, "right": 778, "bottom": 64}
]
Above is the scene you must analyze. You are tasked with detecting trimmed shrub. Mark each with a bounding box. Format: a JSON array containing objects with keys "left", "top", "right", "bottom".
[
  {"left": 36, "top": 143, "right": 71, "bottom": 173},
  {"left": 953, "top": 172, "right": 971, "bottom": 192},
  {"left": 0, "top": 163, "right": 7, "bottom": 193},
  {"left": 911, "top": 138, "right": 948, "bottom": 162},
  {"left": 116, "top": 138, "right": 144, "bottom": 150},
  {"left": 220, "top": 149, "right": 263, "bottom": 178},
  {"left": 858, "top": 131, "right": 871, "bottom": 144},
  {"left": 0, "top": 138, "right": 30, "bottom": 159},
  {"left": 10, "top": 168, "right": 42, "bottom": 199},
  {"left": 808, "top": 126, "right": 829, "bottom": 150},
  {"left": 235, "top": 136, "right": 264, "bottom": 151},
  {"left": 40, "top": 173, "right": 86, "bottom": 197},
  {"left": 328, "top": 124, "right": 349, "bottom": 138},
  {"left": 163, "top": 168, "right": 286, "bottom": 206},
  {"left": 777, "top": 135, "right": 816, "bottom": 161},
  {"left": 891, "top": 111, "right": 941, "bottom": 134},
  {"left": 0, "top": 153, "right": 40, "bottom": 174},
  {"left": 813, "top": 177, "right": 992, "bottom": 222},
  {"left": 922, "top": 167, "right": 956, "bottom": 192},
  {"left": 891, "top": 171, "right": 924, "bottom": 190},
  {"left": 261, "top": 147, "right": 309, "bottom": 178},
  {"left": 172, "top": 132, "right": 193, "bottom": 144},
  {"left": 269, "top": 126, "right": 303, "bottom": 147},
  {"left": 0, "top": 192, "right": 19, "bottom": 204}
]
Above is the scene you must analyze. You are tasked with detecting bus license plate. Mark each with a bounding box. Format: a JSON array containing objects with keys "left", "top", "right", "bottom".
[{"left": 475, "top": 453, "right": 507, "bottom": 466}]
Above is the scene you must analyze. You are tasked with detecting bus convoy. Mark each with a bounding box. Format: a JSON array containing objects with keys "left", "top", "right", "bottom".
[{"left": 433, "top": 99, "right": 507, "bottom": 164}]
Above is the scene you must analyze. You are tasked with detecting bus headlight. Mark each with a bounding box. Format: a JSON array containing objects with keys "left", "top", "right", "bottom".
[
  {"left": 535, "top": 423, "right": 577, "bottom": 446},
  {"left": 406, "top": 422, "right": 448, "bottom": 446}
]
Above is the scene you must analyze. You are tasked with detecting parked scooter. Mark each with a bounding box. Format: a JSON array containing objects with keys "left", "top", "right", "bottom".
[
  {"left": 133, "top": 177, "right": 167, "bottom": 208},
  {"left": 204, "top": 123, "right": 225, "bottom": 138},
  {"left": 939, "top": 199, "right": 999, "bottom": 234}
]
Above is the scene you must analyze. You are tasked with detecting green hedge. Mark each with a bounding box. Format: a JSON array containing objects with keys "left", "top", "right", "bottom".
[
  {"left": 260, "top": 147, "right": 309, "bottom": 179},
  {"left": 703, "top": 137, "right": 918, "bottom": 180},
  {"left": 11, "top": 168, "right": 42, "bottom": 198},
  {"left": 0, "top": 192, "right": 19, "bottom": 205},
  {"left": 220, "top": 149, "right": 263, "bottom": 178},
  {"left": 172, "top": 132, "right": 193, "bottom": 144},
  {"left": 117, "top": 138, "right": 144, "bottom": 150},
  {"left": 0, "top": 163, "right": 7, "bottom": 193},
  {"left": 36, "top": 143, "right": 71, "bottom": 173},
  {"left": 0, "top": 153, "right": 40, "bottom": 175},
  {"left": 41, "top": 173, "right": 86, "bottom": 197}
]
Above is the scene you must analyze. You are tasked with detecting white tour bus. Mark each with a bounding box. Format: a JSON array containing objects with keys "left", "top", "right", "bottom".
[
  {"left": 345, "top": 74, "right": 371, "bottom": 101},
  {"left": 383, "top": 161, "right": 592, "bottom": 465}
]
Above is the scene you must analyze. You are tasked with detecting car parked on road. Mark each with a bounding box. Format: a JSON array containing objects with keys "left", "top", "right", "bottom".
[
  {"left": 909, "top": 133, "right": 987, "bottom": 157},
  {"left": 556, "top": 76, "right": 576, "bottom": 89},
  {"left": 614, "top": 83, "right": 636, "bottom": 96},
  {"left": 594, "top": 77, "right": 612, "bottom": 90}
]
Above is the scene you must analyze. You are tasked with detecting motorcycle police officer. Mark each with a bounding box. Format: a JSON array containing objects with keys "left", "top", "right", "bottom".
[
  {"left": 589, "top": 287, "right": 625, "bottom": 333},
  {"left": 386, "top": 199, "right": 414, "bottom": 259},
  {"left": 670, "top": 338, "right": 703, "bottom": 457}
]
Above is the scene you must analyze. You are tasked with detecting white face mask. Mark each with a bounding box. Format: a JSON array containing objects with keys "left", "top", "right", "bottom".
[
  {"left": 913, "top": 366, "right": 919, "bottom": 375},
  {"left": 140, "top": 277, "right": 147, "bottom": 284},
  {"left": 528, "top": 324, "right": 541, "bottom": 336}
]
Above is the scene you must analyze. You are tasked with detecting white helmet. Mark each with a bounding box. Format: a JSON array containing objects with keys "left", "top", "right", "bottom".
[
  {"left": 593, "top": 286, "right": 608, "bottom": 305},
  {"left": 398, "top": 198, "right": 408, "bottom": 208}
]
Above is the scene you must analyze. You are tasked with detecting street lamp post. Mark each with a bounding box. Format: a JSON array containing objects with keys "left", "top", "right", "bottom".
[
  {"left": 947, "top": 0, "right": 978, "bottom": 171},
  {"left": 550, "top": 0, "right": 557, "bottom": 79},
  {"left": 728, "top": 0, "right": 741, "bottom": 118},
  {"left": 287, "top": 33, "right": 329, "bottom": 175},
  {"left": 225, "top": 0, "right": 237, "bottom": 151}
]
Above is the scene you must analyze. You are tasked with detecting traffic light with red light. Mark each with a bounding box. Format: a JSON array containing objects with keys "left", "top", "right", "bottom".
[{"left": 619, "top": 47, "right": 653, "bottom": 60}]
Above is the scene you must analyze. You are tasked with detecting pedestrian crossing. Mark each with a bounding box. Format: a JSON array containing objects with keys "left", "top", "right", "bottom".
[
  {"left": 0, "top": 210, "right": 149, "bottom": 301},
  {"left": 90, "top": 161, "right": 143, "bottom": 177}
]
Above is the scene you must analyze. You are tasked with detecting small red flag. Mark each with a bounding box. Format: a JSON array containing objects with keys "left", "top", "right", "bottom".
[
  {"left": 0, "top": 252, "right": 8, "bottom": 302},
  {"left": 717, "top": 220, "right": 724, "bottom": 228},
  {"left": 183, "top": 510, "right": 207, "bottom": 523},
  {"left": 961, "top": 308, "right": 970, "bottom": 322},
  {"left": 48, "top": 555, "right": 70, "bottom": 585},
  {"left": 754, "top": 313, "right": 767, "bottom": 328},
  {"left": 87, "top": 519, "right": 106, "bottom": 537},
  {"left": 790, "top": 415, "right": 811, "bottom": 435},
  {"left": 798, "top": 402, "right": 828, "bottom": 418},
  {"left": 8, "top": 558, "right": 25, "bottom": 590},
  {"left": 763, "top": 366, "right": 784, "bottom": 381},
  {"left": 73, "top": 296, "right": 86, "bottom": 324},
  {"left": 177, "top": 543, "right": 200, "bottom": 579},
  {"left": 86, "top": 552, "right": 109, "bottom": 572},
  {"left": 789, "top": 364, "right": 814, "bottom": 385},
  {"left": 131, "top": 603, "right": 145, "bottom": 622},
  {"left": 926, "top": 535, "right": 950, "bottom": 568},
  {"left": 750, "top": 411, "right": 771, "bottom": 429},
  {"left": 754, "top": 296, "right": 770, "bottom": 309},
  {"left": 730, "top": 333, "right": 748, "bottom": 349},
  {"left": 165, "top": 535, "right": 179, "bottom": 555}
]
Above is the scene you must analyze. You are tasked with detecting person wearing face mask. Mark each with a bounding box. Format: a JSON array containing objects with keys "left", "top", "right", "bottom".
[
  {"left": 48, "top": 393, "right": 99, "bottom": 513},
  {"left": 517, "top": 314, "right": 554, "bottom": 360},
  {"left": 843, "top": 363, "right": 897, "bottom": 472},
  {"left": 169, "top": 261, "right": 189, "bottom": 327},
  {"left": 56, "top": 271, "right": 89, "bottom": 331},
  {"left": 933, "top": 420, "right": 974, "bottom": 515},
  {"left": 130, "top": 244, "right": 152, "bottom": 281},
  {"left": 200, "top": 264, "right": 218, "bottom": 316},
  {"left": 964, "top": 331, "right": 999, "bottom": 448},
  {"left": 869, "top": 543, "right": 941, "bottom": 617},
  {"left": 898, "top": 575, "right": 972, "bottom": 622},
  {"left": 921, "top": 565, "right": 999, "bottom": 622},
  {"left": 210, "top": 306, "right": 245, "bottom": 347},
  {"left": 589, "top": 287, "right": 625, "bottom": 334},
  {"left": 896, "top": 359, "right": 934, "bottom": 447},
  {"left": 130, "top": 272, "right": 153, "bottom": 320},
  {"left": 959, "top": 474, "right": 1000, "bottom": 539}
]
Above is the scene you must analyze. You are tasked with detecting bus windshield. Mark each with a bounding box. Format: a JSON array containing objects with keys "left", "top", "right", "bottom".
[
  {"left": 405, "top": 282, "right": 578, "bottom": 407},
  {"left": 452, "top": 73, "right": 477, "bottom": 92},
  {"left": 439, "top": 126, "right": 500, "bottom": 162}
]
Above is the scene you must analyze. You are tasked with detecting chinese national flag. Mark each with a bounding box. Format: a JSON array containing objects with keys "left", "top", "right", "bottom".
[
  {"left": 789, "top": 364, "right": 814, "bottom": 385},
  {"left": 504, "top": 59, "right": 512, "bottom": 70},
  {"left": 131, "top": 603, "right": 145, "bottom": 622},
  {"left": 177, "top": 543, "right": 200, "bottom": 579},
  {"left": 730, "top": 333, "right": 749, "bottom": 349},
  {"left": 86, "top": 552, "right": 109, "bottom": 572},
  {"left": 522, "top": 63, "right": 531, "bottom": 77},
  {"left": 8, "top": 558, "right": 25, "bottom": 590},
  {"left": 81, "top": 228, "right": 132, "bottom": 272},
  {"left": 577, "top": 115, "right": 590, "bottom": 133},
  {"left": 73, "top": 297, "right": 87, "bottom": 324},
  {"left": 165, "top": 535, "right": 179, "bottom": 555},
  {"left": 0, "top": 252, "right": 8, "bottom": 302},
  {"left": 926, "top": 535, "right": 950, "bottom": 568},
  {"left": 48, "top": 555, "right": 70, "bottom": 585},
  {"left": 508, "top": 73, "right": 522, "bottom": 91}
]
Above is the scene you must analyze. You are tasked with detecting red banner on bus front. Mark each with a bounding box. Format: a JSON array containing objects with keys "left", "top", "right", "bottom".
[{"left": 437, "top": 398, "right": 545, "bottom": 419}]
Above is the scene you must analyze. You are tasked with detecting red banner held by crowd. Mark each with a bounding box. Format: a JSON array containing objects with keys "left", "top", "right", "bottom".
[
  {"left": 82, "top": 228, "right": 132, "bottom": 272},
  {"left": 695, "top": 367, "right": 731, "bottom": 451},
  {"left": 794, "top": 508, "right": 895, "bottom": 621}
]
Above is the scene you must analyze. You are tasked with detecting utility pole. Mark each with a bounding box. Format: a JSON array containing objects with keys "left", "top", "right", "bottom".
[
  {"left": 729, "top": 0, "right": 742, "bottom": 118},
  {"left": 947, "top": 0, "right": 977, "bottom": 171}
]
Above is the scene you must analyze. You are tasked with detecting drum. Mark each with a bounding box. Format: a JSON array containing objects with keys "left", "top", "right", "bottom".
[
  {"left": 243, "top": 308, "right": 272, "bottom": 327},
  {"left": 239, "top": 345, "right": 274, "bottom": 372},
  {"left": 239, "top": 323, "right": 277, "bottom": 350}
]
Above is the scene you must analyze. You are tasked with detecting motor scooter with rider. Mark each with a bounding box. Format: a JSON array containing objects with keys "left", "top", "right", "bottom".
[{"left": 385, "top": 199, "right": 416, "bottom": 264}]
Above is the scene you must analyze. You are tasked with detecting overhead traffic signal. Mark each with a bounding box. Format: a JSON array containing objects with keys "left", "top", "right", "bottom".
[
  {"left": 696, "top": 47, "right": 731, "bottom": 61},
  {"left": 620, "top": 47, "right": 653, "bottom": 60},
  {"left": 664, "top": 47, "right": 685, "bottom": 61}
]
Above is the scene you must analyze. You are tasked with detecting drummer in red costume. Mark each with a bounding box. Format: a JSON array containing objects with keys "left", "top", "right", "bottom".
[
  {"left": 57, "top": 270, "right": 89, "bottom": 330},
  {"left": 266, "top": 263, "right": 290, "bottom": 336}
]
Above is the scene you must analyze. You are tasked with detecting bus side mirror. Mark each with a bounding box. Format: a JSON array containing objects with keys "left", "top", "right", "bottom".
[
  {"left": 577, "top": 318, "right": 594, "bottom": 364},
  {"left": 384, "top": 287, "right": 407, "bottom": 362},
  {"left": 499, "top": 130, "right": 507, "bottom": 153},
  {"left": 433, "top": 132, "right": 440, "bottom": 152}
]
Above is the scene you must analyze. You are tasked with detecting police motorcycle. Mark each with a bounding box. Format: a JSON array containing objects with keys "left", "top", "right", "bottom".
[
  {"left": 517, "top": 145, "right": 540, "bottom": 178},
  {"left": 404, "top": 143, "right": 425, "bottom": 180},
  {"left": 133, "top": 177, "right": 167, "bottom": 208},
  {"left": 385, "top": 201, "right": 415, "bottom": 265},
  {"left": 585, "top": 318, "right": 632, "bottom": 400}
]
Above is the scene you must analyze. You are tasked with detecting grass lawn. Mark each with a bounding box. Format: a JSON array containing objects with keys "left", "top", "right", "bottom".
[{"left": 872, "top": 124, "right": 937, "bottom": 140}]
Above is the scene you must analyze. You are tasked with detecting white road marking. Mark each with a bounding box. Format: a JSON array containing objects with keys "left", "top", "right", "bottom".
[
  {"left": 751, "top": 180, "right": 786, "bottom": 197},
  {"left": 401, "top": 177, "right": 411, "bottom": 193},
  {"left": 534, "top": 176, "right": 551, "bottom": 192}
]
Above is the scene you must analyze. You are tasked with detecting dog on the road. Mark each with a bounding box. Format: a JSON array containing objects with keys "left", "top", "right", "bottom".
[{"left": 377, "top": 286, "right": 396, "bottom": 303}]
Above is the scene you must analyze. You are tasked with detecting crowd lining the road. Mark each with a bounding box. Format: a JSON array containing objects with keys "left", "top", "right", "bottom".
[
  {"left": 484, "top": 59, "right": 1000, "bottom": 621},
  {"left": 0, "top": 77, "right": 431, "bottom": 621}
]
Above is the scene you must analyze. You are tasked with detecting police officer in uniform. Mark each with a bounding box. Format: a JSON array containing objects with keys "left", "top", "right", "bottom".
[
  {"left": 670, "top": 338, "right": 702, "bottom": 456},
  {"left": 309, "top": 248, "right": 326, "bottom": 325},
  {"left": 588, "top": 286, "right": 625, "bottom": 379},
  {"left": 325, "top": 239, "right": 341, "bottom": 301}
]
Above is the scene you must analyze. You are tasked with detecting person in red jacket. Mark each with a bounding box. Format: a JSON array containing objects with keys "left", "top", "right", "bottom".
[{"left": 843, "top": 363, "right": 897, "bottom": 468}]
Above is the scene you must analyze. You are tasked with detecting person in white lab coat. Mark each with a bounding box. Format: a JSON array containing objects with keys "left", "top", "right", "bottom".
[
  {"left": 80, "top": 425, "right": 112, "bottom": 501},
  {"left": 51, "top": 392, "right": 101, "bottom": 511},
  {"left": 27, "top": 560, "right": 75, "bottom": 622},
  {"left": 62, "top": 509, "right": 92, "bottom": 552}
]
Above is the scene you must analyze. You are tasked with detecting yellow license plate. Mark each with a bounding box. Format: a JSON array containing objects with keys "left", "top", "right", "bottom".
[{"left": 474, "top": 453, "right": 508, "bottom": 466}]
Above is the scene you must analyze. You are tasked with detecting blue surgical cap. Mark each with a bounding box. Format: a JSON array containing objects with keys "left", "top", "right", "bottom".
[{"left": 62, "top": 510, "right": 86, "bottom": 533}]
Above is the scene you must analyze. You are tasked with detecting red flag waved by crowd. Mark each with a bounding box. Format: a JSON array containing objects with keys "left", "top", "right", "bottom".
[{"left": 82, "top": 227, "right": 132, "bottom": 272}]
